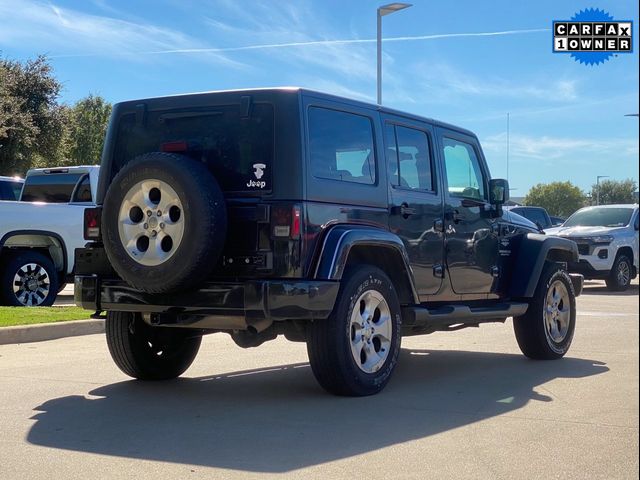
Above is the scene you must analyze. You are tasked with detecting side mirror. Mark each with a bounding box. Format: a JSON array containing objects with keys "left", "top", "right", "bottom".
[{"left": 489, "top": 178, "right": 509, "bottom": 205}]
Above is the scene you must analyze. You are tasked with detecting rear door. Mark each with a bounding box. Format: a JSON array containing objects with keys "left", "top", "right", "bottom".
[
  {"left": 438, "top": 129, "right": 500, "bottom": 295},
  {"left": 383, "top": 115, "right": 444, "bottom": 296}
]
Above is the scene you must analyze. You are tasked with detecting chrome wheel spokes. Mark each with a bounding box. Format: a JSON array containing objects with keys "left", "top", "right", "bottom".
[
  {"left": 617, "top": 261, "right": 630, "bottom": 286},
  {"left": 118, "top": 179, "right": 185, "bottom": 266},
  {"left": 12, "top": 263, "right": 50, "bottom": 306},
  {"left": 349, "top": 290, "right": 392, "bottom": 373},
  {"left": 544, "top": 280, "right": 571, "bottom": 344}
]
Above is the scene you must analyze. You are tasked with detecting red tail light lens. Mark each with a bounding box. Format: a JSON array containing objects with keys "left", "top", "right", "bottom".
[
  {"left": 84, "top": 207, "right": 102, "bottom": 240},
  {"left": 160, "top": 141, "right": 188, "bottom": 152},
  {"left": 271, "top": 204, "right": 301, "bottom": 239},
  {"left": 291, "top": 205, "right": 301, "bottom": 238}
]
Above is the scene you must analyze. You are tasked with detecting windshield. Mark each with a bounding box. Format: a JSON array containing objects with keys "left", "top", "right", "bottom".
[{"left": 563, "top": 207, "right": 634, "bottom": 228}]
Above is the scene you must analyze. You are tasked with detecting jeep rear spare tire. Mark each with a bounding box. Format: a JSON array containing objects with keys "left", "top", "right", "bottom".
[{"left": 102, "top": 152, "right": 227, "bottom": 293}]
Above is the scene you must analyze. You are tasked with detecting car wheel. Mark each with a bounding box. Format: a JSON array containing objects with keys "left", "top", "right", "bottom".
[
  {"left": 101, "top": 152, "right": 227, "bottom": 294},
  {"left": 605, "top": 254, "right": 632, "bottom": 292},
  {"left": 106, "top": 311, "right": 202, "bottom": 380},
  {"left": 0, "top": 251, "right": 59, "bottom": 307},
  {"left": 306, "top": 266, "right": 402, "bottom": 396},
  {"left": 513, "top": 263, "right": 576, "bottom": 360}
]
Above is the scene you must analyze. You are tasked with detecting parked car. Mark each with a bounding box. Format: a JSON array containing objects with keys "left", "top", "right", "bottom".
[
  {"left": 0, "top": 176, "right": 24, "bottom": 201},
  {"left": 549, "top": 215, "right": 566, "bottom": 226},
  {"left": 505, "top": 205, "right": 554, "bottom": 230},
  {"left": 0, "top": 166, "right": 99, "bottom": 306},
  {"left": 546, "top": 204, "right": 639, "bottom": 291},
  {"left": 75, "top": 88, "right": 582, "bottom": 396}
]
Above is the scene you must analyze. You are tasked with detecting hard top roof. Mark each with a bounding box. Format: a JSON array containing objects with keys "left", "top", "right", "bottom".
[{"left": 116, "top": 86, "right": 477, "bottom": 138}]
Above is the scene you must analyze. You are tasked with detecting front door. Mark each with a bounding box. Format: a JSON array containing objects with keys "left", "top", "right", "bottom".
[
  {"left": 438, "top": 130, "right": 500, "bottom": 295},
  {"left": 384, "top": 117, "right": 444, "bottom": 296}
]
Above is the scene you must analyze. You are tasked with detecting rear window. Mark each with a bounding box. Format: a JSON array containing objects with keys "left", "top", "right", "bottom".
[
  {"left": 21, "top": 174, "right": 83, "bottom": 203},
  {"left": 113, "top": 103, "right": 274, "bottom": 193},
  {"left": 0, "top": 180, "right": 23, "bottom": 200}
]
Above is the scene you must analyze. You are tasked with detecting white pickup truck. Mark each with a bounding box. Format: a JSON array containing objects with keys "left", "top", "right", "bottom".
[
  {"left": 0, "top": 166, "right": 99, "bottom": 306},
  {"left": 546, "top": 204, "right": 639, "bottom": 291}
]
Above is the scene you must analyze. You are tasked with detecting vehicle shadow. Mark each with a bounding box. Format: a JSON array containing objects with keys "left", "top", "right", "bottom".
[
  {"left": 582, "top": 282, "right": 639, "bottom": 296},
  {"left": 27, "top": 349, "right": 608, "bottom": 473}
]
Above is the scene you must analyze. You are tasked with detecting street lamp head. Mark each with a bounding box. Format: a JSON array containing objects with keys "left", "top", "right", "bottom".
[
  {"left": 378, "top": 2, "right": 412, "bottom": 16},
  {"left": 624, "top": 113, "right": 639, "bottom": 117}
]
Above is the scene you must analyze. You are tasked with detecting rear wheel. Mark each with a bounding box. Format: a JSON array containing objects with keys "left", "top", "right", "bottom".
[
  {"left": 605, "top": 253, "right": 632, "bottom": 291},
  {"left": 0, "top": 251, "right": 59, "bottom": 307},
  {"left": 106, "top": 311, "right": 202, "bottom": 380},
  {"left": 514, "top": 264, "right": 576, "bottom": 360},
  {"left": 306, "top": 266, "right": 402, "bottom": 396}
]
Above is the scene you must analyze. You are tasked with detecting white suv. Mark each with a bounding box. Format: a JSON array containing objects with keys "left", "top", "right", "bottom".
[{"left": 546, "top": 204, "right": 639, "bottom": 291}]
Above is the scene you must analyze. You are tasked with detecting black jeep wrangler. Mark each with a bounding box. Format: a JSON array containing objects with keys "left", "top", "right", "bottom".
[{"left": 75, "top": 88, "right": 583, "bottom": 396}]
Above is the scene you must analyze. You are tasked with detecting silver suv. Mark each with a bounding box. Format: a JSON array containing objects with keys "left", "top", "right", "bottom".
[{"left": 546, "top": 204, "right": 639, "bottom": 291}]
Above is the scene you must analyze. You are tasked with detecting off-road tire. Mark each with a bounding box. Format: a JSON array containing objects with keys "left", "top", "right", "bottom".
[
  {"left": 102, "top": 152, "right": 227, "bottom": 294},
  {"left": 0, "top": 251, "right": 59, "bottom": 307},
  {"left": 514, "top": 263, "right": 576, "bottom": 360},
  {"left": 106, "top": 311, "right": 202, "bottom": 380},
  {"left": 306, "top": 266, "right": 402, "bottom": 396},
  {"left": 605, "top": 253, "right": 633, "bottom": 292}
]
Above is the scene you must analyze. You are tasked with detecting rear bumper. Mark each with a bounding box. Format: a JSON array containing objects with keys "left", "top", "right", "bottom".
[{"left": 75, "top": 275, "right": 339, "bottom": 331}]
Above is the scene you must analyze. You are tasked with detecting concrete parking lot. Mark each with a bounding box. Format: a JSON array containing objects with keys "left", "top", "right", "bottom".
[{"left": 1, "top": 281, "right": 638, "bottom": 480}]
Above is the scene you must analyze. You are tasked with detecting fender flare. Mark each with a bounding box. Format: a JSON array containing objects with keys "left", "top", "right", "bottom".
[
  {"left": 509, "top": 233, "right": 579, "bottom": 298},
  {"left": 0, "top": 229, "right": 69, "bottom": 275},
  {"left": 313, "top": 225, "right": 419, "bottom": 303}
]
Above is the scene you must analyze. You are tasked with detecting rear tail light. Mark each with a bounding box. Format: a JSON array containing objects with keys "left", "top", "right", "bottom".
[
  {"left": 160, "top": 141, "right": 188, "bottom": 153},
  {"left": 84, "top": 207, "right": 102, "bottom": 240},
  {"left": 271, "top": 204, "right": 301, "bottom": 239}
]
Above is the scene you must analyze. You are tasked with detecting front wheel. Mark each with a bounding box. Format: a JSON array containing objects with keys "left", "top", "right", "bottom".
[
  {"left": 106, "top": 311, "right": 202, "bottom": 380},
  {"left": 0, "top": 251, "right": 59, "bottom": 307},
  {"left": 306, "top": 266, "right": 402, "bottom": 396},
  {"left": 513, "top": 264, "right": 576, "bottom": 360},
  {"left": 605, "top": 254, "right": 633, "bottom": 292}
]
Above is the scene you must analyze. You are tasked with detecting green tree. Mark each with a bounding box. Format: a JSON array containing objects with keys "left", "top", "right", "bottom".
[
  {"left": 523, "top": 181, "right": 585, "bottom": 217},
  {"left": 591, "top": 178, "right": 638, "bottom": 205},
  {"left": 0, "top": 55, "right": 66, "bottom": 176},
  {"left": 64, "top": 94, "right": 112, "bottom": 166}
]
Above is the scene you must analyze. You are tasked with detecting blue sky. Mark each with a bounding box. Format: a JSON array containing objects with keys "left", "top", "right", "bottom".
[{"left": 1, "top": 0, "right": 638, "bottom": 195}]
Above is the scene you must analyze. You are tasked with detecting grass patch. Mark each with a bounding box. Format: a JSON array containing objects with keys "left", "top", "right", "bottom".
[{"left": 0, "top": 306, "right": 91, "bottom": 327}]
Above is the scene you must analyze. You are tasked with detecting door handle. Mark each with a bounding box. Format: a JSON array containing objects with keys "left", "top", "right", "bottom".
[
  {"left": 452, "top": 209, "right": 464, "bottom": 224},
  {"left": 392, "top": 203, "right": 416, "bottom": 218}
]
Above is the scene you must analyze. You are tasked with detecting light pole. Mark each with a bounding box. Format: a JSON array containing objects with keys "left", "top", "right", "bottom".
[
  {"left": 377, "top": 3, "right": 412, "bottom": 105},
  {"left": 596, "top": 175, "right": 609, "bottom": 205}
]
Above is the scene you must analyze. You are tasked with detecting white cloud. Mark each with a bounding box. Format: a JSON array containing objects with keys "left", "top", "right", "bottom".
[
  {"left": 482, "top": 132, "right": 639, "bottom": 162},
  {"left": 0, "top": 0, "right": 243, "bottom": 68},
  {"left": 410, "top": 63, "right": 579, "bottom": 104}
]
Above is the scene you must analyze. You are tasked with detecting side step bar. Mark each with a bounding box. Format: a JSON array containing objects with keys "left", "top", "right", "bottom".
[{"left": 402, "top": 302, "right": 529, "bottom": 330}]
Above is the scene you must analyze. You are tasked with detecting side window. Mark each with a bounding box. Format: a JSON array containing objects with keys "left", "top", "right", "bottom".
[
  {"left": 385, "top": 123, "right": 434, "bottom": 191},
  {"left": 71, "top": 175, "right": 92, "bottom": 203},
  {"left": 308, "top": 107, "right": 375, "bottom": 185},
  {"left": 11, "top": 182, "right": 23, "bottom": 200},
  {"left": 384, "top": 123, "right": 399, "bottom": 186},
  {"left": 442, "top": 137, "right": 486, "bottom": 200}
]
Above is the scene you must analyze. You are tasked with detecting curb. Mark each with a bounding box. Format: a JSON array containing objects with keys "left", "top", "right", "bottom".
[{"left": 0, "top": 319, "right": 105, "bottom": 345}]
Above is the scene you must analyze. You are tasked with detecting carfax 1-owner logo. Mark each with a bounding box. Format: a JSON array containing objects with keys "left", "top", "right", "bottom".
[{"left": 553, "top": 8, "right": 633, "bottom": 65}]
